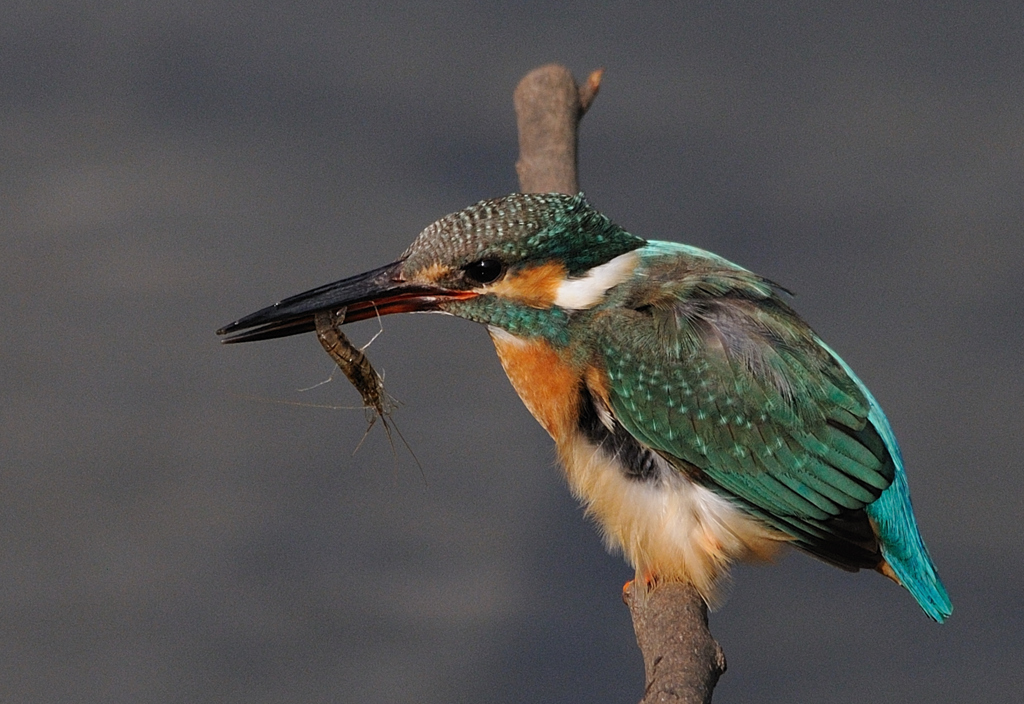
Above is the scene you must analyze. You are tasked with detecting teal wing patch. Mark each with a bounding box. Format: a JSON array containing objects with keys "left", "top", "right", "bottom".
[{"left": 593, "top": 267, "right": 895, "bottom": 570}]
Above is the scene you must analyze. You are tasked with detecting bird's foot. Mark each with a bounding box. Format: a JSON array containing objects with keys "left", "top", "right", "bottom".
[{"left": 622, "top": 572, "right": 659, "bottom": 603}]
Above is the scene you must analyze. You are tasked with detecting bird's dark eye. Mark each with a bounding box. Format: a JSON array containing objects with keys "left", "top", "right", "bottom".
[{"left": 463, "top": 259, "right": 505, "bottom": 285}]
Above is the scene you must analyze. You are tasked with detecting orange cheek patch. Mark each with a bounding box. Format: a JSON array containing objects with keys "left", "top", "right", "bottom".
[{"left": 486, "top": 261, "right": 567, "bottom": 308}]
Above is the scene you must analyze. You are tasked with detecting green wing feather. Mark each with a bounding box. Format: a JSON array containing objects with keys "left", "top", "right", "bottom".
[{"left": 592, "top": 242, "right": 895, "bottom": 569}]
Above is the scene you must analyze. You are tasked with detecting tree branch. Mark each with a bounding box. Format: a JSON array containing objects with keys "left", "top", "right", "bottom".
[
  {"left": 511, "top": 64, "right": 727, "bottom": 703},
  {"left": 514, "top": 64, "right": 601, "bottom": 195},
  {"left": 625, "top": 582, "right": 727, "bottom": 704}
]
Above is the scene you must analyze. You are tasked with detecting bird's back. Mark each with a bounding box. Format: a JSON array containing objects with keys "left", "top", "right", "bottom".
[{"left": 569, "top": 240, "right": 951, "bottom": 619}]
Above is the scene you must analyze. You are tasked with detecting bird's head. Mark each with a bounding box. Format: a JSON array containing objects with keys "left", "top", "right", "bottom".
[{"left": 217, "top": 193, "right": 646, "bottom": 345}]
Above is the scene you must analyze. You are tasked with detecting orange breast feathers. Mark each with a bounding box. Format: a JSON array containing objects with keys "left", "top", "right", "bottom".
[{"left": 487, "top": 328, "right": 581, "bottom": 443}]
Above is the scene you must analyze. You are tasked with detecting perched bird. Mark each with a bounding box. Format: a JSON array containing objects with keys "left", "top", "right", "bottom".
[{"left": 218, "top": 193, "right": 951, "bottom": 621}]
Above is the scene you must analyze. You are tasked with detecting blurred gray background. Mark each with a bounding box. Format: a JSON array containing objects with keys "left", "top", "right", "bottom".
[{"left": 3, "top": 2, "right": 1022, "bottom": 702}]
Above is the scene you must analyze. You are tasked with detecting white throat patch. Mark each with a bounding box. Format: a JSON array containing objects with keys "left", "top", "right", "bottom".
[{"left": 552, "top": 250, "right": 639, "bottom": 310}]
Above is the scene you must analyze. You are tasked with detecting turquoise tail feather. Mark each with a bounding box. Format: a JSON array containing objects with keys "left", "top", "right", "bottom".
[
  {"left": 821, "top": 342, "right": 953, "bottom": 622},
  {"left": 866, "top": 459, "right": 953, "bottom": 622}
]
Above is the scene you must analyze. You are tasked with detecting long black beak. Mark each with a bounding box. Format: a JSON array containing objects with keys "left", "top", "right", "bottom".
[{"left": 217, "top": 260, "right": 473, "bottom": 343}]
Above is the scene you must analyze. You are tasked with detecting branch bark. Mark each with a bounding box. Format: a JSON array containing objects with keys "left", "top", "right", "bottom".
[
  {"left": 512, "top": 64, "right": 727, "bottom": 703},
  {"left": 624, "top": 582, "right": 727, "bottom": 703},
  {"left": 513, "top": 64, "right": 602, "bottom": 195}
]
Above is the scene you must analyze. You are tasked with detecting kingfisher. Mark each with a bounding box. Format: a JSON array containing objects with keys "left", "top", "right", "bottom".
[{"left": 218, "top": 193, "right": 952, "bottom": 621}]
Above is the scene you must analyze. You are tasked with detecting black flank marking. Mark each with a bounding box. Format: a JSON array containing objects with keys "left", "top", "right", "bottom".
[{"left": 577, "top": 385, "right": 660, "bottom": 482}]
